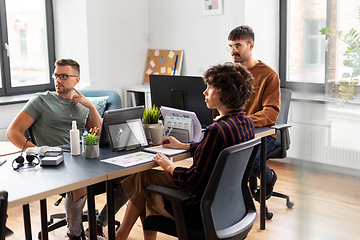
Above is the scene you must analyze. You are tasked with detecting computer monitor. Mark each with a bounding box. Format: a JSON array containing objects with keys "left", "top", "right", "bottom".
[
  {"left": 99, "top": 106, "right": 145, "bottom": 146},
  {"left": 149, "top": 75, "right": 213, "bottom": 127}
]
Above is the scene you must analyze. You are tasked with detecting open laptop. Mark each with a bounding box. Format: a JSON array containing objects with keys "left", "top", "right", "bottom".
[
  {"left": 99, "top": 106, "right": 145, "bottom": 147},
  {"left": 105, "top": 118, "right": 148, "bottom": 151}
]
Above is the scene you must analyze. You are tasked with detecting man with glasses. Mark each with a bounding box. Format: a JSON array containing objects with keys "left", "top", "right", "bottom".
[
  {"left": 7, "top": 59, "right": 128, "bottom": 240},
  {"left": 226, "top": 25, "right": 281, "bottom": 200}
]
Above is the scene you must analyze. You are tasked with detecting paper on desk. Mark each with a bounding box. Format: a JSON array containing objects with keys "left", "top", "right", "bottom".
[
  {"left": 160, "top": 106, "right": 201, "bottom": 142},
  {"left": 144, "top": 145, "right": 187, "bottom": 156},
  {"left": 101, "top": 151, "right": 155, "bottom": 167}
]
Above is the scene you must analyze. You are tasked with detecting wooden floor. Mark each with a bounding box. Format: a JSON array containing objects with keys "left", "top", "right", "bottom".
[{"left": 5, "top": 160, "right": 360, "bottom": 240}]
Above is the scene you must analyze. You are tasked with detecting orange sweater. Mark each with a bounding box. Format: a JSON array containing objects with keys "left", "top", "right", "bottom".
[{"left": 245, "top": 61, "right": 280, "bottom": 137}]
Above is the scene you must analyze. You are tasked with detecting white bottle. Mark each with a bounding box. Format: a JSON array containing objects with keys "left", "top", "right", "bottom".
[{"left": 70, "top": 120, "right": 80, "bottom": 155}]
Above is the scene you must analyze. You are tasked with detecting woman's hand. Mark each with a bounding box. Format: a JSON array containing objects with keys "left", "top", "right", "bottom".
[
  {"left": 152, "top": 153, "right": 176, "bottom": 174},
  {"left": 160, "top": 136, "right": 190, "bottom": 150}
]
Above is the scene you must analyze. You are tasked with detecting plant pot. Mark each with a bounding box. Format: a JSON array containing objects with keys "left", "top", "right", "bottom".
[
  {"left": 143, "top": 123, "right": 160, "bottom": 140},
  {"left": 84, "top": 144, "right": 100, "bottom": 159}
]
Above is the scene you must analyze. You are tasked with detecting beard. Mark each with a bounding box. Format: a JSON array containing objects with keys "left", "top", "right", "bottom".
[
  {"left": 56, "top": 84, "right": 73, "bottom": 94},
  {"left": 232, "top": 53, "right": 245, "bottom": 64}
]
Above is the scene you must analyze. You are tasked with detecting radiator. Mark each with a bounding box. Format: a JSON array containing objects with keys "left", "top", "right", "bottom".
[{"left": 287, "top": 122, "right": 360, "bottom": 170}]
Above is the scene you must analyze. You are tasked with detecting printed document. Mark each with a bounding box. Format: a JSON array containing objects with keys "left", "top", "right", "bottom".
[{"left": 101, "top": 151, "right": 155, "bottom": 167}]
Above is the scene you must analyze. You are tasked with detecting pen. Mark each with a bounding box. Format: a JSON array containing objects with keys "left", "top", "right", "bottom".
[
  {"left": 93, "top": 127, "right": 99, "bottom": 135},
  {"left": 0, "top": 159, "right": 7, "bottom": 166},
  {"left": 166, "top": 122, "right": 175, "bottom": 136},
  {"left": 89, "top": 128, "right": 93, "bottom": 135},
  {"left": 173, "top": 55, "right": 178, "bottom": 76}
]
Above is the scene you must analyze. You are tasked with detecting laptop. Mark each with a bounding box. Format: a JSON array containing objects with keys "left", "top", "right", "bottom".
[
  {"left": 105, "top": 118, "right": 148, "bottom": 151},
  {"left": 99, "top": 106, "right": 145, "bottom": 146}
]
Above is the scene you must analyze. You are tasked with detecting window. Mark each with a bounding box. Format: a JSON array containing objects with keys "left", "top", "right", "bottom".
[
  {"left": 280, "top": 0, "right": 360, "bottom": 98},
  {"left": 304, "top": 19, "right": 326, "bottom": 68},
  {"left": 19, "top": 29, "right": 27, "bottom": 56},
  {"left": 280, "top": 0, "right": 328, "bottom": 91},
  {"left": 0, "top": 0, "right": 55, "bottom": 95}
]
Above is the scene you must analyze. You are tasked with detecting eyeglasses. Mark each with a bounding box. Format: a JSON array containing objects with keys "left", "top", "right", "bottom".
[
  {"left": 226, "top": 42, "right": 250, "bottom": 52},
  {"left": 52, "top": 73, "right": 78, "bottom": 80}
]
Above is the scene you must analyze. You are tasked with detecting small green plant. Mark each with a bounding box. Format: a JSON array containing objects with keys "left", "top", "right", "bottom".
[
  {"left": 84, "top": 133, "right": 99, "bottom": 145},
  {"left": 142, "top": 105, "right": 161, "bottom": 124}
]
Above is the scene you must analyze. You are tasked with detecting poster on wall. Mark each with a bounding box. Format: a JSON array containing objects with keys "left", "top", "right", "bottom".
[
  {"left": 143, "top": 49, "right": 183, "bottom": 83},
  {"left": 202, "top": 0, "right": 223, "bottom": 15}
]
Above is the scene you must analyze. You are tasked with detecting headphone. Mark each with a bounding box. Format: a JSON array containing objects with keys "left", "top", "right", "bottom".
[{"left": 12, "top": 137, "right": 40, "bottom": 170}]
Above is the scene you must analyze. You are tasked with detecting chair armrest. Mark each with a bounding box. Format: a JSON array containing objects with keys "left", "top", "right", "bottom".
[
  {"left": 146, "top": 185, "right": 191, "bottom": 202},
  {"left": 270, "top": 124, "right": 292, "bottom": 158},
  {"left": 270, "top": 124, "right": 291, "bottom": 131},
  {"left": 146, "top": 185, "right": 191, "bottom": 240}
]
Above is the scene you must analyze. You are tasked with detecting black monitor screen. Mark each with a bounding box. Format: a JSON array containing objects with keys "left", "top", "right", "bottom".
[{"left": 149, "top": 75, "right": 213, "bottom": 127}]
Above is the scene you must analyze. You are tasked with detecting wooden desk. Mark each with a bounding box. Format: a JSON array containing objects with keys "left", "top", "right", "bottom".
[{"left": 0, "top": 141, "right": 21, "bottom": 156}]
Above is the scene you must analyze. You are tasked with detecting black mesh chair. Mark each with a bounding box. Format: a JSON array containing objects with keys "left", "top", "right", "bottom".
[
  {"left": 249, "top": 88, "right": 294, "bottom": 219},
  {"left": 143, "top": 138, "right": 261, "bottom": 240}
]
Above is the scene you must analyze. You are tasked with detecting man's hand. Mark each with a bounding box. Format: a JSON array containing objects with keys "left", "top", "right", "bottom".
[
  {"left": 152, "top": 153, "right": 176, "bottom": 174},
  {"left": 72, "top": 88, "right": 94, "bottom": 109}
]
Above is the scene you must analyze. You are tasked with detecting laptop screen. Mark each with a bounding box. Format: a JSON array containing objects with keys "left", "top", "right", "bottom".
[
  {"left": 106, "top": 118, "right": 147, "bottom": 151},
  {"left": 99, "top": 106, "right": 145, "bottom": 146}
]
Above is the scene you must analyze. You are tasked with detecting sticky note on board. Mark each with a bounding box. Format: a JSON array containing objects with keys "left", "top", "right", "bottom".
[
  {"left": 154, "top": 72, "right": 159, "bottom": 75},
  {"left": 160, "top": 67, "right": 166, "bottom": 74},
  {"left": 159, "top": 56, "right": 164, "bottom": 63},
  {"left": 150, "top": 60, "right": 155, "bottom": 68},
  {"left": 155, "top": 50, "right": 160, "bottom": 56},
  {"left": 168, "top": 51, "right": 175, "bottom": 59},
  {"left": 167, "top": 67, "right": 172, "bottom": 74},
  {"left": 146, "top": 68, "right": 153, "bottom": 75}
]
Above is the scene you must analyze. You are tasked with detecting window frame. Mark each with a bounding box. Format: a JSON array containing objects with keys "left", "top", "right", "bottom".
[
  {"left": 279, "top": 0, "right": 331, "bottom": 93},
  {"left": 0, "top": 0, "right": 56, "bottom": 96}
]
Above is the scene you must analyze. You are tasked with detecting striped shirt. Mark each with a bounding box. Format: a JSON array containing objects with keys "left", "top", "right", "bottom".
[{"left": 168, "top": 109, "right": 255, "bottom": 224}]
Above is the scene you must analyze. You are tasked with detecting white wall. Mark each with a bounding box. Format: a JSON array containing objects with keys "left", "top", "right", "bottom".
[
  {"left": 0, "top": 0, "right": 279, "bottom": 139},
  {"left": 53, "top": 0, "right": 91, "bottom": 89},
  {"left": 148, "top": 0, "right": 279, "bottom": 76}
]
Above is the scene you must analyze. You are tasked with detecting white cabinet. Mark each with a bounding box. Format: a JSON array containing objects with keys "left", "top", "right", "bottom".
[{"left": 124, "top": 84, "right": 151, "bottom": 108}]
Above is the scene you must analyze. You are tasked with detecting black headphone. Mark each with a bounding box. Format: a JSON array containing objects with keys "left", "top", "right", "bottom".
[{"left": 12, "top": 137, "right": 40, "bottom": 170}]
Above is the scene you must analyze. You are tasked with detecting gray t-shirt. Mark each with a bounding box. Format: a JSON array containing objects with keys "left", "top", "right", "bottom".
[{"left": 23, "top": 91, "right": 90, "bottom": 147}]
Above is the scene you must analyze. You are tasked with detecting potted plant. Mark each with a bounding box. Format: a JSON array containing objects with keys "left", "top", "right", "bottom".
[
  {"left": 321, "top": 23, "right": 360, "bottom": 104},
  {"left": 83, "top": 133, "right": 100, "bottom": 159},
  {"left": 142, "top": 105, "right": 161, "bottom": 140}
]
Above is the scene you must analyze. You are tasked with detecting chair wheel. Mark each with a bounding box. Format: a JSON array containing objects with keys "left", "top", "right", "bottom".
[
  {"left": 286, "top": 200, "right": 294, "bottom": 209},
  {"left": 266, "top": 211, "right": 273, "bottom": 220}
]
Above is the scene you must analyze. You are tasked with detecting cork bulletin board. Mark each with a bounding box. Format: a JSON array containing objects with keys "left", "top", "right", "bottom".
[{"left": 143, "top": 49, "right": 184, "bottom": 83}]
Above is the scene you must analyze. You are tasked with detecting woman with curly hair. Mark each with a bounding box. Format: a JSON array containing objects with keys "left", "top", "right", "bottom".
[{"left": 116, "top": 63, "right": 255, "bottom": 240}]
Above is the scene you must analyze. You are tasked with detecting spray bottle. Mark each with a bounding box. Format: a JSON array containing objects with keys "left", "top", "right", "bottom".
[{"left": 70, "top": 120, "right": 80, "bottom": 155}]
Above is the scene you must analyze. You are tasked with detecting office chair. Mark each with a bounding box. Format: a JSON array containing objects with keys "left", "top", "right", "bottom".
[
  {"left": 0, "top": 191, "right": 13, "bottom": 240},
  {"left": 249, "top": 88, "right": 294, "bottom": 220},
  {"left": 32, "top": 90, "right": 122, "bottom": 239},
  {"left": 143, "top": 138, "right": 261, "bottom": 240}
]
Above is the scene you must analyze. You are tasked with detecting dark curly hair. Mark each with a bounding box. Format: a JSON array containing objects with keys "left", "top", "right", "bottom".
[
  {"left": 55, "top": 59, "right": 80, "bottom": 76},
  {"left": 228, "top": 25, "right": 255, "bottom": 42},
  {"left": 204, "top": 63, "right": 254, "bottom": 110}
]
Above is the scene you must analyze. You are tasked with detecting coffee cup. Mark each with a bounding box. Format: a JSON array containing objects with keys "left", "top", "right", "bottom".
[{"left": 149, "top": 125, "right": 166, "bottom": 144}]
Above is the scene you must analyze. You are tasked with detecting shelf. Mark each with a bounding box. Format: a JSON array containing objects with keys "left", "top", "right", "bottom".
[{"left": 124, "top": 84, "right": 151, "bottom": 108}]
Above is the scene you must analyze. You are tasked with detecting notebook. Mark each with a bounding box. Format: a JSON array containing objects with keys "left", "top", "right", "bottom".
[{"left": 144, "top": 145, "right": 188, "bottom": 156}]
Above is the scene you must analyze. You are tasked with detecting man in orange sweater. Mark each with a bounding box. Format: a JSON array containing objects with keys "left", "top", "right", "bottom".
[{"left": 227, "top": 25, "right": 281, "bottom": 199}]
